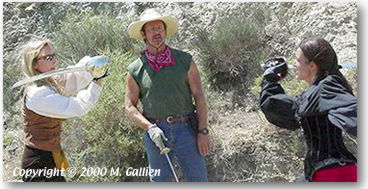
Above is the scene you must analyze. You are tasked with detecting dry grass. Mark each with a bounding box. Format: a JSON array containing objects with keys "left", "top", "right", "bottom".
[{"left": 205, "top": 92, "right": 305, "bottom": 182}]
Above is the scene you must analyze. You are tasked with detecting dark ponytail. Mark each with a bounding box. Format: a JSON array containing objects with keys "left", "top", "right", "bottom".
[{"left": 299, "top": 38, "right": 354, "bottom": 95}]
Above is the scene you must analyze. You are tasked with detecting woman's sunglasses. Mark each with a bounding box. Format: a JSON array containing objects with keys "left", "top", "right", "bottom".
[{"left": 36, "top": 53, "right": 56, "bottom": 61}]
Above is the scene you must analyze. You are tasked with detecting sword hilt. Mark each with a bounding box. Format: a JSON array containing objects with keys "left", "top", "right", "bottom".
[{"left": 160, "top": 147, "right": 171, "bottom": 155}]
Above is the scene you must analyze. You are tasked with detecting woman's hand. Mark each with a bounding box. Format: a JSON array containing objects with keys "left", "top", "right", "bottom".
[{"left": 95, "top": 78, "right": 103, "bottom": 86}]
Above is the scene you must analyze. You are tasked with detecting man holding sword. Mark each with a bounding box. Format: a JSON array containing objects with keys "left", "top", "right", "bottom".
[{"left": 125, "top": 8, "right": 210, "bottom": 182}]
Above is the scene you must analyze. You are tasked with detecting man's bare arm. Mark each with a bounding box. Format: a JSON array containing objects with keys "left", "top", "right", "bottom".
[{"left": 124, "top": 72, "right": 152, "bottom": 131}]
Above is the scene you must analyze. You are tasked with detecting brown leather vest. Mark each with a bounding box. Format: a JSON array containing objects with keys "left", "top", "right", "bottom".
[{"left": 23, "top": 87, "right": 66, "bottom": 152}]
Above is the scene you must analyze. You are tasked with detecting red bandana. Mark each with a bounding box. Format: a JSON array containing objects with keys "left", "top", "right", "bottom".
[{"left": 140, "top": 46, "right": 176, "bottom": 72}]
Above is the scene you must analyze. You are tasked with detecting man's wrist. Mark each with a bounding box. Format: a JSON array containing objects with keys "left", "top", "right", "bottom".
[
  {"left": 197, "top": 127, "right": 209, "bottom": 135},
  {"left": 146, "top": 123, "right": 156, "bottom": 131},
  {"left": 197, "top": 124, "right": 208, "bottom": 129}
]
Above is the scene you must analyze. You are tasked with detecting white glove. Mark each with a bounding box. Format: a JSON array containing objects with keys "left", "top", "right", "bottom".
[
  {"left": 76, "top": 56, "right": 92, "bottom": 67},
  {"left": 147, "top": 124, "right": 168, "bottom": 152}
]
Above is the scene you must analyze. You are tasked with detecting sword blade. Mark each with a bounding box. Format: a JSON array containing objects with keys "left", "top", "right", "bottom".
[
  {"left": 341, "top": 62, "right": 357, "bottom": 69},
  {"left": 165, "top": 153, "right": 179, "bottom": 182},
  {"left": 12, "top": 66, "right": 86, "bottom": 88}
]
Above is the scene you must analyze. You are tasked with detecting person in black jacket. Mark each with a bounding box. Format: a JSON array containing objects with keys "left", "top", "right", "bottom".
[{"left": 260, "top": 38, "right": 357, "bottom": 182}]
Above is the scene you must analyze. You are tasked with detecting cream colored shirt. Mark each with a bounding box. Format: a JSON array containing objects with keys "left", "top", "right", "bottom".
[{"left": 25, "top": 57, "right": 102, "bottom": 119}]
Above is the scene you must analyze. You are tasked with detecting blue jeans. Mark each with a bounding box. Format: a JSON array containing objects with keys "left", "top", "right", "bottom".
[{"left": 144, "top": 121, "right": 208, "bottom": 182}]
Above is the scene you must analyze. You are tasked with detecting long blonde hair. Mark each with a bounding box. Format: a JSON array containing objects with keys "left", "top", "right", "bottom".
[{"left": 20, "top": 38, "right": 65, "bottom": 94}]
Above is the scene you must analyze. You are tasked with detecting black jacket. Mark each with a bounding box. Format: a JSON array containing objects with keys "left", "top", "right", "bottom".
[{"left": 260, "top": 75, "right": 357, "bottom": 180}]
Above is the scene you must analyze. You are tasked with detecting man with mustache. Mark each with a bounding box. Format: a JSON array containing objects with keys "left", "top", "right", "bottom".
[{"left": 125, "top": 8, "right": 210, "bottom": 182}]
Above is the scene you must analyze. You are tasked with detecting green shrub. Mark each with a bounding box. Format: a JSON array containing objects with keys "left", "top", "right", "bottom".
[
  {"left": 61, "top": 50, "right": 147, "bottom": 182},
  {"left": 193, "top": 5, "right": 270, "bottom": 93},
  {"left": 54, "top": 13, "right": 148, "bottom": 182},
  {"left": 54, "top": 12, "right": 136, "bottom": 66}
]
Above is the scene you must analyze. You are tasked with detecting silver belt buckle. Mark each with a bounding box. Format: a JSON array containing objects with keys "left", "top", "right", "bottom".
[{"left": 166, "top": 116, "right": 174, "bottom": 123}]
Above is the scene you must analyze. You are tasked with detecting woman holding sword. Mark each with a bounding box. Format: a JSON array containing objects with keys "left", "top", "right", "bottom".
[
  {"left": 18, "top": 38, "right": 108, "bottom": 182},
  {"left": 260, "top": 38, "right": 357, "bottom": 182}
]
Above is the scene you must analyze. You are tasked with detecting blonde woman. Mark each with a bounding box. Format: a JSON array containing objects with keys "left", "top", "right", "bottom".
[{"left": 20, "top": 38, "right": 105, "bottom": 182}]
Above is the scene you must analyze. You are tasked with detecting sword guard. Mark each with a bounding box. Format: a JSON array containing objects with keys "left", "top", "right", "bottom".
[
  {"left": 160, "top": 147, "right": 171, "bottom": 155},
  {"left": 86, "top": 55, "right": 110, "bottom": 79}
]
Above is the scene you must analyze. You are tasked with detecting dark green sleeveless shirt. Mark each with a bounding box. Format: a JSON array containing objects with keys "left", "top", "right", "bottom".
[{"left": 127, "top": 48, "right": 195, "bottom": 118}]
